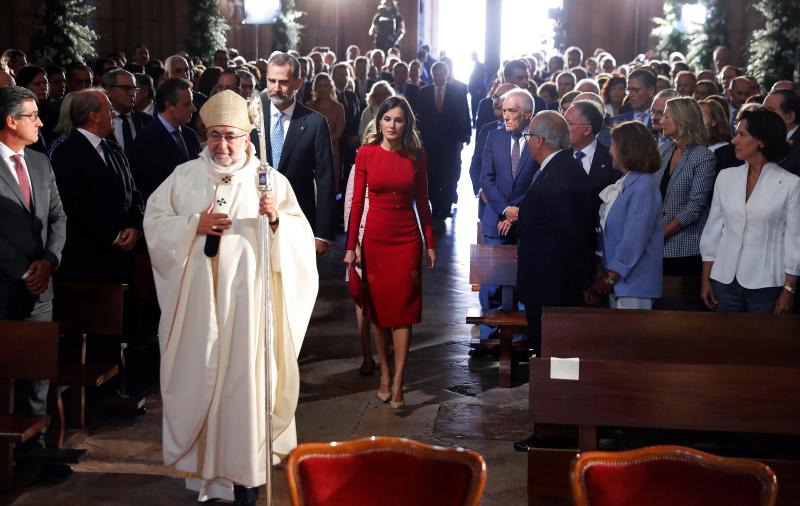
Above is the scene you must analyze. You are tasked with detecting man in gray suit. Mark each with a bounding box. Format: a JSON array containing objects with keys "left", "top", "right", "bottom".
[{"left": 0, "top": 86, "right": 67, "bottom": 448}]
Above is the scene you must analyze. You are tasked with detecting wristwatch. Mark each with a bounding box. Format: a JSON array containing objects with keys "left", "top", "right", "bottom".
[
  {"left": 785, "top": 282, "right": 797, "bottom": 294},
  {"left": 605, "top": 276, "right": 616, "bottom": 286}
]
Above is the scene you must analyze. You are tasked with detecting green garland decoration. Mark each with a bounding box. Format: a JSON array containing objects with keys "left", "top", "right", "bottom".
[
  {"left": 687, "top": 0, "right": 728, "bottom": 71},
  {"left": 186, "top": 0, "right": 230, "bottom": 66},
  {"left": 31, "top": 0, "right": 99, "bottom": 66},
  {"left": 747, "top": 0, "right": 800, "bottom": 89},
  {"left": 651, "top": 0, "right": 689, "bottom": 59},
  {"left": 272, "top": 0, "right": 305, "bottom": 52}
]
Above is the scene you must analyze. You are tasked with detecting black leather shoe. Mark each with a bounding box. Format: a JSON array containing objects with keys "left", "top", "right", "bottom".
[
  {"left": 513, "top": 433, "right": 540, "bottom": 452},
  {"left": 233, "top": 485, "right": 260, "bottom": 505}
]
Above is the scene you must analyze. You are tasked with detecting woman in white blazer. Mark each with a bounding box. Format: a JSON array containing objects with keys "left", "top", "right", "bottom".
[{"left": 700, "top": 106, "right": 800, "bottom": 313}]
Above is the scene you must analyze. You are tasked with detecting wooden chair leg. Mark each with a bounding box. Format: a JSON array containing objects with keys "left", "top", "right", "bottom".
[
  {"left": 499, "top": 327, "right": 513, "bottom": 388},
  {"left": 0, "top": 441, "right": 11, "bottom": 493},
  {"left": 45, "top": 386, "right": 65, "bottom": 448},
  {"left": 579, "top": 425, "right": 598, "bottom": 451}
]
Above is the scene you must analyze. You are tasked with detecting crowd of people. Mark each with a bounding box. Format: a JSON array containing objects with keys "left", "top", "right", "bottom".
[{"left": 2, "top": 35, "right": 800, "bottom": 505}]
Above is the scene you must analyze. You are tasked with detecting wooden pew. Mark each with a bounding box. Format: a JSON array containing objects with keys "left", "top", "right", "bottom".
[
  {"left": 526, "top": 308, "right": 800, "bottom": 506},
  {"left": 465, "top": 244, "right": 528, "bottom": 387},
  {"left": 0, "top": 321, "right": 58, "bottom": 492},
  {"left": 49, "top": 283, "right": 124, "bottom": 447}
]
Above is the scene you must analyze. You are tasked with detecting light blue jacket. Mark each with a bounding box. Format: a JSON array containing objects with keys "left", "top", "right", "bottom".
[{"left": 601, "top": 172, "right": 664, "bottom": 298}]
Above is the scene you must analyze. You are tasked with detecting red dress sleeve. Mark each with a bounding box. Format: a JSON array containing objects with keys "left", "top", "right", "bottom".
[
  {"left": 414, "top": 149, "right": 436, "bottom": 249},
  {"left": 346, "top": 146, "right": 368, "bottom": 250}
]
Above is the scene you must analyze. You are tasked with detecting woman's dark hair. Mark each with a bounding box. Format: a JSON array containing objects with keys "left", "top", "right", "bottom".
[
  {"left": 364, "top": 95, "right": 423, "bottom": 159},
  {"left": 14, "top": 65, "right": 45, "bottom": 89},
  {"left": 601, "top": 76, "right": 626, "bottom": 104},
  {"left": 738, "top": 106, "right": 789, "bottom": 163},
  {"left": 610, "top": 121, "right": 661, "bottom": 173}
]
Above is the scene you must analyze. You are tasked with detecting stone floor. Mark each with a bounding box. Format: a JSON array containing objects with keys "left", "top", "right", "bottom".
[{"left": 6, "top": 144, "right": 534, "bottom": 505}]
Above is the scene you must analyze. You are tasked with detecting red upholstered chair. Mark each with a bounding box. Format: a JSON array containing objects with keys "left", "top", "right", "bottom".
[
  {"left": 570, "top": 445, "right": 778, "bottom": 506},
  {"left": 286, "top": 436, "right": 486, "bottom": 506}
]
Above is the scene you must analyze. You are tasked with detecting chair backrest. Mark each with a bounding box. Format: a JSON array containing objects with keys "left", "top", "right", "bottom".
[
  {"left": 286, "top": 436, "right": 487, "bottom": 506},
  {"left": 570, "top": 445, "right": 778, "bottom": 506},
  {"left": 469, "top": 244, "right": 517, "bottom": 286},
  {"left": 0, "top": 320, "right": 60, "bottom": 380},
  {"left": 54, "top": 283, "right": 127, "bottom": 336}
]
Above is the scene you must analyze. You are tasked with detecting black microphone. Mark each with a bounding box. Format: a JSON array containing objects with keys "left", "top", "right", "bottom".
[{"left": 204, "top": 234, "right": 220, "bottom": 257}]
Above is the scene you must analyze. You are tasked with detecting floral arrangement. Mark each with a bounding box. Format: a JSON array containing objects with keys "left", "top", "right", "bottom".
[
  {"left": 32, "top": 0, "right": 98, "bottom": 66},
  {"left": 651, "top": 0, "right": 689, "bottom": 60},
  {"left": 687, "top": 0, "right": 728, "bottom": 71},
  {"left": 747, "top": 0, "right": 800, "bottom": 89},
  {"left": 186, "top": 0, "right": 230, "bottom": 66},
  {"left": 272, "top": 0, "right": 305, "bottom": 52}
]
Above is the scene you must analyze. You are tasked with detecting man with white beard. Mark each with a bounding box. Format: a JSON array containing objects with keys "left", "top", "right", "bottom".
[{"left": 143, "top": 90, "right": 318, "bottom": 505}]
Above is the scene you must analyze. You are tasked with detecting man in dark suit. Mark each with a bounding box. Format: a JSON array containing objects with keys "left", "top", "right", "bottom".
[
  {"left": 477, "top": 89, "right": 538, "bottom": 341},
  {"left": 102, "top": 68, "right": 152, "bottom": 153},
  {"left": 764, "top": 89, "right": 800, "bottom": 176},
  {"left": 51, "top": 89, "right": 144, "bottom": 283},
  {"left": 517, "top": 111, "right": 595, "bottom": 357},
  {"left": 129, "top": 78, "right": 200, "bottom": 200},
  {"left": 565, "top": 101, "right": 621, "bottom": 198},
  {"left": 391, "top": 61, "right": 420, "bottom": 109},
  {"left": 332, "top": 62, "right": 362, "bottom": 194},
  {"left": 0, "top": 86, "right": 66, "bottom": 449},
  {"left": 469, "top": 83, "right": 516, "bottom": 209},
  {"left": 611, "top": 68, "right": 656, "bottom": 129},
  {"left": 475, "top": 60, "right": 547, "bottom": 131},
  {"left": 416, "top": 61, "right": 471, "bottom": 218},
  {"left": 255, "top": 51, "right": 335, "bottom": 254}
]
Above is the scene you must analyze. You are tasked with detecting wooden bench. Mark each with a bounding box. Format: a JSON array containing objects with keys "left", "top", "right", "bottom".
[
  {"left": 49, "top": 283, "right": 125, "bottom": 447},
  {"left": 526, "top": 307, "right": 800, "bottom": 506},
  {"left": 0, "top": 321, "right": 59, "bottom": 492},
  {"left": 465, "top": 243, "right": 528, "bottom": 387}
]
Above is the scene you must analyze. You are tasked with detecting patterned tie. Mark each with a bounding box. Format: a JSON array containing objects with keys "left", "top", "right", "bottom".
[
  {"left": 511, "top": 133, "right": 521, "bottom": 179},
  {"left": 574, "top": 150, "right": 586, "bottom": 161},
  {"left": 11, "top": 154, "right": 31, "bottom": 208},
  {"left": 271, "top": 111, "right": 284, "bottom": 167},
  {"left": 120, "top": 114, "right": 134, "bottom": 150},
  {"left": 172, "top": 128, "right": 189, "bottom": 160},
  {"left": 435, "top": 87, "right": 444, "bottom": 112}
]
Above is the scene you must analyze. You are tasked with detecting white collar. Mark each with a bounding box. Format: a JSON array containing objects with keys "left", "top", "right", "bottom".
[
  {"left": 787, "top": 125, "right": 798, "bottom": 141},
  {"left": 77, "top": 128, "right": 105, "bottom": 149},
  {"left": 539, "top": 149, "right": 564, "bottom": 171},
  {"left": 270, "top": 98, "right": 297, "bottom": 119},
  {"left": 575, "top": 138, "right": 597, "bottom": 158},
  {"left": 0, "top": 140, "right": 24, "bottom": 159}
]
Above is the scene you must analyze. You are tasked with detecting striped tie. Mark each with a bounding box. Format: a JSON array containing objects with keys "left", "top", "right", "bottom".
[{"left": 271, "top": 111, "right": 284, "bottom": 167}]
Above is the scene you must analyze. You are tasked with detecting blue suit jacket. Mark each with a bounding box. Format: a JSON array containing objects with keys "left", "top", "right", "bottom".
[
  {"left": 611, "top": 110, "right": 653, "bottom": 130},
  {"left": 480, "top": 129, "right": 537, "bottom": 239},
  {"left": 601, "top": 172, "right": 664, "bottom": 298}
]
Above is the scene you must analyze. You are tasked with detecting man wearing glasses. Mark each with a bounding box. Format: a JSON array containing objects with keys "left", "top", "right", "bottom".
[
  {"left": 612, "top": 68, "right": 657, "bottom": 129},
  {"left": 102, "top": 68, "right": 152, "bottom": 152},
  {"left": 143, "top": 90, "right": 317, "bottom": 505},
  {"left": 0, "top": 86, "right": 66, "bottom": 452}
]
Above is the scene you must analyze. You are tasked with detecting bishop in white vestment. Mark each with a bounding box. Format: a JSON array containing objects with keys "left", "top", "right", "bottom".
[{"left": 143, "top": 90, "right": 318, "bottom": 503}]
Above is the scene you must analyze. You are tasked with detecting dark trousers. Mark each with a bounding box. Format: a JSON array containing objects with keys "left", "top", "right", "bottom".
[
  {"left": 525, "top": 304, "right": 543, "bottom": 357},
  {"left": 663, "top": 255, "right": 702, "bottom": 276},
  {"left": 712, "top": 278, "right": 782, "bottom": 314},
  {"left": 14, "top": 299, "right": 52, "bottom": 450}
]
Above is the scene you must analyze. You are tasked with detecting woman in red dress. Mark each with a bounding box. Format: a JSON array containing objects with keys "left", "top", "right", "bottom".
[{"left": 344, "top": 96, "right": 436, "bottom": 408}]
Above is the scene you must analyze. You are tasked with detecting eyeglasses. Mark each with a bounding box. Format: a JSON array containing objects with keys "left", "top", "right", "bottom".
[
  {"left": 109, "top": 85, "right": 140, "bottom": 93},
  {"left": 522, "top": 132, "right": 541, "bottom": 142},
  {"left": 207, "top": 132, "right": 248, "bottom": 143},
  {"left": 16, "top": 112, "right": 40, "bottom": 121},
  {"left": 625, "top": 86, "right": 644, "bottom": 94},
  {"left": 567, "top": 122, "right": 591, "bottom": 128}
]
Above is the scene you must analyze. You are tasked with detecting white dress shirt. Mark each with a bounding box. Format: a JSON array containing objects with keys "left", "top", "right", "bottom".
[
  {"left": 700, "top": 162, "right": 800, "bottom": 288},
  {"left": 787, "top": 125, "right": 798, "bottom": 141},
  {"left": 77, "top": 128, "right": 107, "bottom": 163},
  {"left": 0, "top": 140, "right": 34, "bottom": 204},
  {"left": 113, "top": 111, "right": 137, "bottom": 148},
  {"left": 574, "top": 138, "right": 597, "bottom": 175},
  {"left": 269, "top": 99, "right": 296, "bottom": 142}
]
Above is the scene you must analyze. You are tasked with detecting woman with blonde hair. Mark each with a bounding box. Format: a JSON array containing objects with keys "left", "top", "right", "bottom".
[
  {"left": 358, "top": 80, "right": 395, "bottom": 140},
  {"left": 344, "top": 95, "right": 436, "bottom": 409},
  {"left": 47, "top": 92, "right": 76, "bottom": 158},
  {"left": 699, "top": 98, "right": 741, "bottom": 174},
  {"left": 306, "top": 72, "right": 345, "bottom": 194},
  {"left": 654, "top": 97, "right": 716, "bottom": 276}
]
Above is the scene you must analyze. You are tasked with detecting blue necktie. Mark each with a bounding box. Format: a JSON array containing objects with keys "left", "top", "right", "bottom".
[
  {"left": 271, "top": 111, "right": 284, "bottom": 167},
  {"left": 574, "top": 150, "right": 586, "bottom": 161}
]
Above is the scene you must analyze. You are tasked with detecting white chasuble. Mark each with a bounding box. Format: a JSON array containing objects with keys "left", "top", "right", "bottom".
[{"left": 143, "top": 146, "right": 318, "bottom": 501}]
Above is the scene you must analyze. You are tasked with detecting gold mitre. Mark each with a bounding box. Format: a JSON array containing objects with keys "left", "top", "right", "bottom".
[{"left": 199, "top": 90, "right": 253, "bottom": 131}]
